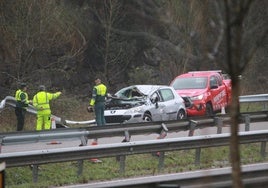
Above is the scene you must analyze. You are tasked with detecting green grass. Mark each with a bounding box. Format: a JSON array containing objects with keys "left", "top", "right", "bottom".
[
  {"left": 4, "top": 144, "right": 268, "bottom": 188},
  {"left": 240, "top": 102, "right": 268, "bottom": 113}
]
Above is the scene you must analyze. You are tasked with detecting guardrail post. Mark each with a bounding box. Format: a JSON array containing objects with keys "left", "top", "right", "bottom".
[
  {"left": 263, "top": 103, "right": 267, "bottom": 111},
  {"left": 158, "top": 151, "right": 165, "bottom": 172},
  {"left": 261, "top": 142, "right": 267, "bottom": 159},
  {"left": 150, "top": 123, "right": 168, "bottom": 170},
  {"left": 188, "top": 120, "right": 197, "bottom": 136},
  {"left": 214, "top": 117, "right": 223, "bottom": 134},
  {"left": 243, "top": 114, "right": 250, "bottom": 132},
  {"left": 119, "top": 155, "right": 126, "bottom": 174},
  {"left": 189, "top": 120, "right": 201, "bottom": 165},
  {"left": 117, "top": 131, "right": 130, "bottom": 172},
  {"left": 153, "top": 123, "right": 168, "bottom": 159},
  {"left": 118, "top": 131, "right": 130, "bottom": 174},
  {"left": 0, "top": 138, "right": 2, "bottom": 153},
  {"left": 80, "top": 135, "right": 88, "bottom": 146},
  {"left": 32, "top": 165, "right": 39, "bottom": 183},
  {"left": 195, "top": 148, "right": 201, "bottom": 166},
  {"left": 122, "top": 130, "right": 131, "bottom": 142},
  {"left": 77, "top": 136, "right": 88, "bottom": 176},
  {"left": 158, "top": 123, "right": 168, "bottom": 139}
]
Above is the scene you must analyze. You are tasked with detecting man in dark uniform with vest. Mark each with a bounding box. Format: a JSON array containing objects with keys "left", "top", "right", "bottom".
[
  {"left": 87, "top": 78, "right": 107, "bottom": 163},
  {"left": 88, "top": 78, "right": 107, "bottom": 126},
  {"left": 15, "top": 83, "right": 31, "bottom": 131}
]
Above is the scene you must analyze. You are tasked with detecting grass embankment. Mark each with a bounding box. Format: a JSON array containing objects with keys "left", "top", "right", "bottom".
[
  {"left": 0, "top": 96, "right": 267, "bottom": 187},
  {"left": 4, "top": 144, "right": 267, "bottom": 188}
]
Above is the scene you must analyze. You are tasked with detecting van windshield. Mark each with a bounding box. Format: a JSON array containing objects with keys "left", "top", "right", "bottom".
[{"left": 171, "top": 77, "right": 208, "bottom": 90}]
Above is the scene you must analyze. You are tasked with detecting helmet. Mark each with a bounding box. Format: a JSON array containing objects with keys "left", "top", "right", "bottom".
[{"left": 38, "top": 85, "right": 46, "bottom": 91}]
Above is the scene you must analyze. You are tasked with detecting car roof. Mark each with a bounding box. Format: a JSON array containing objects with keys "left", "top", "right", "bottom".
[
  {"left": 176, "top": 70, "right": 221, "bottom": 78},
  {"left": 120, "top": 85, "right": 171, "bottom": 95}
]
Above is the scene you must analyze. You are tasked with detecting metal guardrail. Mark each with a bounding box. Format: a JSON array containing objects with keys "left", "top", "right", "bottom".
[
  {"left": 0, "top": 96, "right": 65, "bottom": 126},
  {"left": 239, "top": 94, "right": 268, "bottom": 103},
  {"left": 2, "top": 129, "right": 267, "bottom": 166},
  {"left": 62, "top": 162, "right": 268, "bottom": 188},
  {"left": 0, "top": 111, "right": 267, "bottom": 147},
  {"left": 0, "top": 96, "right": 95, "bottom": 126},
  {"left": 0, "top": 130, "right": 267, "bottom": 184}
]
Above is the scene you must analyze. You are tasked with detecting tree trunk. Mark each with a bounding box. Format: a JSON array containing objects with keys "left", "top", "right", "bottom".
[
  {"left": 229, "top": 77, "right": 243, "bottom": 188},
  {"left": 224, "top": 0, "right": 256, "bottom": 187}
]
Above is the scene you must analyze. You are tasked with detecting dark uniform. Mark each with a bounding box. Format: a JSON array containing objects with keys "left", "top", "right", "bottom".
[{"left": 89, "top": 78, "right": 107, "bottom": 126}]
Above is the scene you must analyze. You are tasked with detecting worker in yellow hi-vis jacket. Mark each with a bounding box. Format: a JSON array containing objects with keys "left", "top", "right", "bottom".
[{"left": 33, "top": 85, "right": 61, "bottom": 131}]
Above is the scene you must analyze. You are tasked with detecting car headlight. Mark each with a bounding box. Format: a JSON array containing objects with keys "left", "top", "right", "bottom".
[
  {"left": 191, "top": 94, "right": 204, "bottom": 100},
  {"left": 125, "top": 107, "right": 143, "bottom": 114}
]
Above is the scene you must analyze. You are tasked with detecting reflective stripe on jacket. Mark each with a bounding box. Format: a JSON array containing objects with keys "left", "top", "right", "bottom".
[
  {"left": 90, "top": 84, "right": 107, "bottom": 106},
  {"left": 15, "top": 89, "right": 29, "bottom": 108},
  {"left": 33, "top": 91, "right": 61, "bottom": 112}
]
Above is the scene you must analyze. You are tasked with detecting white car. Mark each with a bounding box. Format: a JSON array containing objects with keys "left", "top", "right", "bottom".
[{"left": 104, "top": 85, "right": 188, "bottom": 124}]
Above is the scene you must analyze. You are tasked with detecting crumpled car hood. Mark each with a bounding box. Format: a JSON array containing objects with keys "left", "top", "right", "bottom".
[
  {"left": 105, "top": 97, "right": 146, "bottom": 109},
  {"left": 105, "top": 85, "right": 161, "bottom": 109}
]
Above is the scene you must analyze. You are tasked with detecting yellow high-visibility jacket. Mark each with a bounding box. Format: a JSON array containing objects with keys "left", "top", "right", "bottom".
[
  {"left": 90, "top": 84, "right": 107, "bottom": 106},
  {"left": 33, "top": 91, "right": 61, "bottom": 115}
]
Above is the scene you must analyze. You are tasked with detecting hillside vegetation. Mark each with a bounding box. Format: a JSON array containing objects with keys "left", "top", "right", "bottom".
[{"left": 0, "top": 0, "right": 267, "bottom": 100}]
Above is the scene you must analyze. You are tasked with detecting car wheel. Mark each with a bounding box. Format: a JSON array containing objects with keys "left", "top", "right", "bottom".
[
  {"left": 143, "top": 113, "right": 152, "bottom": 122},
  {"left": 205, "top": 103, "right": 214, "bottom": 117},
  {"left": 177, "top": 109, "right": 186, "bottom": 120}
]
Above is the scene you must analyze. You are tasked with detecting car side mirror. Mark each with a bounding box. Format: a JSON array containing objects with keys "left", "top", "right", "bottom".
[
  {"left": 155, "top": 101, "right": 159, "bottom": 109},
  {"left": 151, "top": 96, "right": 159, "bottom": 108},
  {"left": 151, "top": 96, "right": 159, "bottom": 103}
]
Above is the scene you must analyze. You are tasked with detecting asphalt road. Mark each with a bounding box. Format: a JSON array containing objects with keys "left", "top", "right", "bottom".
[{"left": 1, "top": 122, "right": 267, "bottom": 154}]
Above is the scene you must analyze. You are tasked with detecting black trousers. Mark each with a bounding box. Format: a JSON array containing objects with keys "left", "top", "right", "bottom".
[{"left": 15, "top": 107, "right": 26, "bottom": 131}]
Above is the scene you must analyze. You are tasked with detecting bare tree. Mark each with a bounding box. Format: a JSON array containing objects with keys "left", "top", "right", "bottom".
[
  {"left": 222, "top": 0, "right": 267, "bottom": 187},
  {"left": 0, "top": 0, "right": 89, "bottom": 93},
  {"left": 86, "top": 0, "right": 133, "bottom": 88}
]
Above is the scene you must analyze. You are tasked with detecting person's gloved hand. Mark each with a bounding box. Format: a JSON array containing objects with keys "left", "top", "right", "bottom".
[{"left": 87, "top": 106, "right": 94, "bottom": 113}]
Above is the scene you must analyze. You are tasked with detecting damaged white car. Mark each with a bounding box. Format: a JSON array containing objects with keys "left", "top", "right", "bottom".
[{"left": 104, "top": 85, "right": 189, "bottom": 124}]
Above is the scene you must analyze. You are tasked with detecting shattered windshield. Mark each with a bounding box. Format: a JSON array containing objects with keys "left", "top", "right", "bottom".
[
  {"left": 115, "top": 85, "right": 159, "bottom": 99},
  {"left": 115, "top": 87, "right": 143, "bottom": 99},
  {"left": 171, "top": 77, "right": 208, "bottom": 90},
  {"left": 106, "top": 85, "right": 165, "bottom": 109},
  {"left": 107, "top": 86, "right": 147, "bottom": 109}
]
